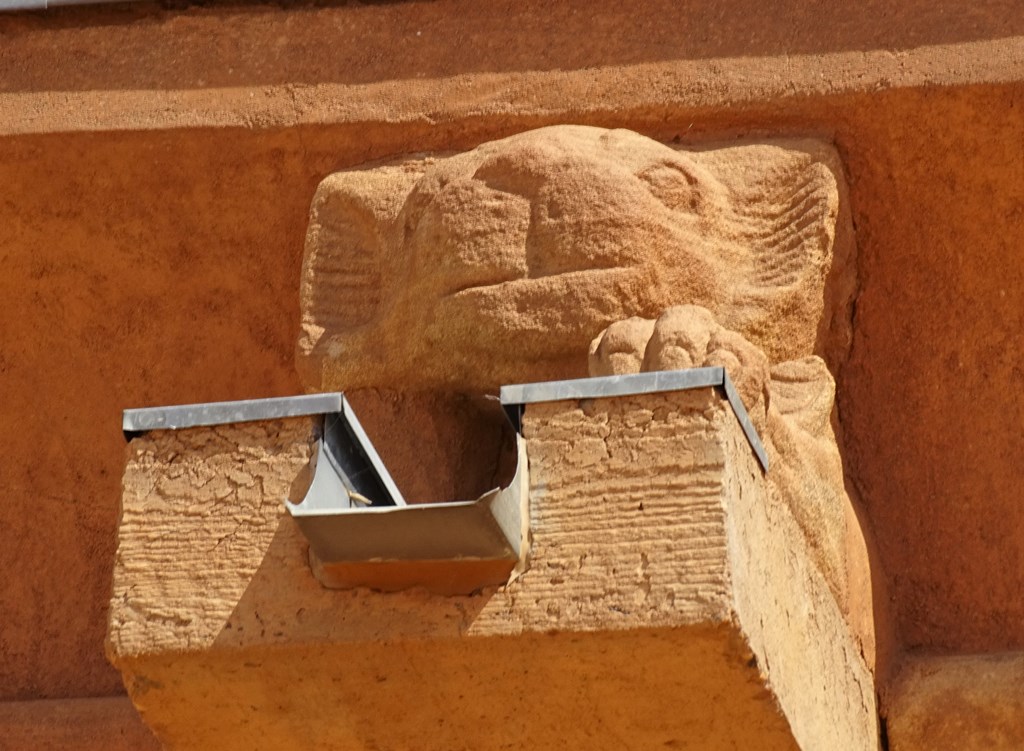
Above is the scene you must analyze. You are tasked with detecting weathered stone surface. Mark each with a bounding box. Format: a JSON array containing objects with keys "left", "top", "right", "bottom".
[
  {"left": 764, "top": 357, "right": 852, "bottom": 605},
  {"left": 298, "top": 126, "right": 854, "bottom": 391},
  {"left": 1, "top": 2, "right": 1022, "bottom": 137},
  {"left": 108, "top": 389, "right": 876, "bottom": 750},
  {"left": 589, "top": 305, "right": 876, "bottom": 665},
  {"left": 109, "top": 419, "right": 316, "bottom": 654},
  {"left": 588, "top": 315, "right": 657, "bottom": 378},
  {"left": 886, "top": 651, "right": 1024, "bottom": 750},
  {"left": 721, "top": 399, "right": 879, "bottom": 751},
  {"left": 118, "top": 629, "right": 796, "bottom": 751},
  {"left": 530, "top": 390, "right": 878, "bottom": 751}
]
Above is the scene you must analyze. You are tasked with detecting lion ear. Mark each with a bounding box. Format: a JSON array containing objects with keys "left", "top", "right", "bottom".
[
  {"left": 300, "top": 166, "right": 422, "bottom": 340},
  {"left": 671, "top": 141, "right": 845, "bottom": 364}
]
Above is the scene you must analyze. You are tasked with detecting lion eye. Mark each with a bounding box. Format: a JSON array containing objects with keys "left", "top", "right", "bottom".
[{"left": 637, "top": 162, "right": 701, "bottom": 212}]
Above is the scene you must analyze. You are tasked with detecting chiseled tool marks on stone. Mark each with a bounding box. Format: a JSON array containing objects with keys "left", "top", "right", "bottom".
[
  {"left": 729, "top": 157, "right": 836, "bottom": 291},
  {"left": 108, "top": 391, "right": 737, "bottom": 660},
  {"left": 301, "top": 165, "right": 423, "bottom": 334},
  {"left": 108, "top": 418, "right": 315, "bottom": 654},
  {"left": 518, "top": 391, "right": 733, "bottom": 628}
]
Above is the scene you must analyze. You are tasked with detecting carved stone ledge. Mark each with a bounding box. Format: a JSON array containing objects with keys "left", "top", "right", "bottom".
[{"left": 107, "top": 388, "right": 877, "bottom": 750}]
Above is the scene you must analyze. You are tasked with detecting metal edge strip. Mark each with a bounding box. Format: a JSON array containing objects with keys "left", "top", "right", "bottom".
[
  {"left": 499, "top": 367, "right": 725, "bottom": 405},
  {"left": 500, "top": 368, "right": 768, "bottom": 473},
  {"left": 122, "top": 393, "right": 344, "bottom": 433},
  {"left": 721, "top": 372, "right": 770, "bottom": 473}
]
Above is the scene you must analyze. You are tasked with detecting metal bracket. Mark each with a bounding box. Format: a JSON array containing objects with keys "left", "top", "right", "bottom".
[
  {"left": 295, "top": 397, "right": 406, "bottom": 510},
  {"left": 499, "top": 367, "right": 769, "bottom": 472}
]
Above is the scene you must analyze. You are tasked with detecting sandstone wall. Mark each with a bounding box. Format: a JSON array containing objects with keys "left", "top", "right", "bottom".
[{"left": 1, "top": 0, "right": 1022, "bottom": 717}]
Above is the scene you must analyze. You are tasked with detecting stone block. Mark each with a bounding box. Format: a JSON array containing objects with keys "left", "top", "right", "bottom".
[{"left": 107, "top": 389, "right": 877, "bottom": 750}]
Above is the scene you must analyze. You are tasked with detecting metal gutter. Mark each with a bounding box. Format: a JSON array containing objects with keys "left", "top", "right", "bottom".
[
  {"left": 122, "top": 392, "right": 525, "bottom": 595},
  {"left": 499, "top": 367, "right": 769, "bottom": 472},
  {"left": 290, "top": 434, "right": 526, "bottom": 594}
]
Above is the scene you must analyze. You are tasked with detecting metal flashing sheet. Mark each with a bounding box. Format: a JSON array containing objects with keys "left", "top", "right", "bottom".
[
  {"left": 500, "top": 368, "right": 769, "bottom": 473},
  {"left": 122, "top": 393, "right": 344, "bottom": 434},
  {"left": 499, "top": 367, "right": 726, "bottom": 404}
]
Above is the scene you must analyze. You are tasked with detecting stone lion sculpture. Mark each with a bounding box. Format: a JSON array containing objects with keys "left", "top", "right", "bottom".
[
  {"left": 297, "top": 125, "right": 855, "bottom": 391},
  {"left": 297, "top": 125, "right": 863, "bottom": 610}
]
